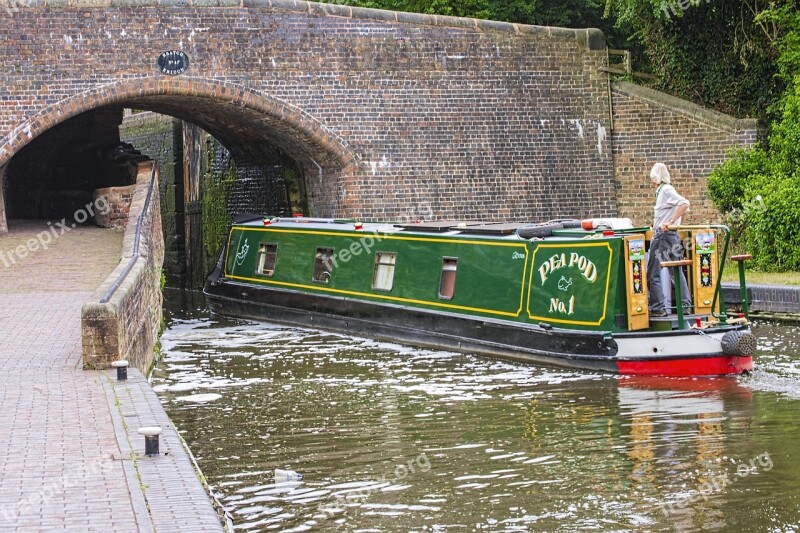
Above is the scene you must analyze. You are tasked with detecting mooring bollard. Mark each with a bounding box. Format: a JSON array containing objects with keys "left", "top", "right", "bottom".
[
  {"left": 111, "top": 360, "right": 129, "bottom": 381},
  {"left": 138, "top": 426, "right": 163, "bottom": 456}
]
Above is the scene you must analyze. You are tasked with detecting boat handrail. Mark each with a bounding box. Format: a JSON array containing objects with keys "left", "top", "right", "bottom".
[
  {"left": 667, "top": 223, "right": 732, "bottom": 321},
  {"left": 99, "top": 162, "right": 157, "bottom": 304}
]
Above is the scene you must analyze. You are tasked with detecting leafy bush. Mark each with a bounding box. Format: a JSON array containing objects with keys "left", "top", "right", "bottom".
[
  {"left": 707, "top": 148, "right": 768, "bottom": 213},
  {"left": 709, "top": 80, "right": 800, "bottom": 271},
  {"left": 704, "top": 1, "right": 800, "bottom": 272},
  {"left": 742, "top": 173, "right": 800, "bottom": 271}
]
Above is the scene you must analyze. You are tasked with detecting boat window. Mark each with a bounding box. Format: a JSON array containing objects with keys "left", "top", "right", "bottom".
[
  {"left": 439, "top": 257, "right": 458, "bottom": 300},
  {"left": 372, "top": 252, "right": 397, "bottom": 292},
  {"left": 256, "top": 243, "right": 278, "bottom": 276},
  {"left": 313, "top": 247, "right": 335, "bottom": 283}
]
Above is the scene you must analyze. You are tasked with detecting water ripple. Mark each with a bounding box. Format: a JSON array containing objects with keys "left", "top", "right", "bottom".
[{"left": 153, "top": 310, "right": 800, "bottom": 532}]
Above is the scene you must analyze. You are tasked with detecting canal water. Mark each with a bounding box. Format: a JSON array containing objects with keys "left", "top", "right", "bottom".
[{"left": 152, "top": 302, "right": 800, "bottom": 532}]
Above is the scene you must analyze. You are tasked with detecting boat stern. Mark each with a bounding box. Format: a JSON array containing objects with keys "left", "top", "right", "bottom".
[
  {"left": 616, "top": 354, "right": 753, "bottom": 376},
  {"left": 613, "top": 326, "right": 755, "bottom": 376}
]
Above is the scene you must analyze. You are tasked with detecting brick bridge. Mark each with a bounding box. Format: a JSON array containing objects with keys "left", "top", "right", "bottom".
[
  {"left": 0, "top": 6, "right": 763, "bottom": 528},
  {"left": 0, "top": 1, "right": 757, "bottom": 281},
  {"left": 0, "top": 0, "right": 619, "bottom": 232}
]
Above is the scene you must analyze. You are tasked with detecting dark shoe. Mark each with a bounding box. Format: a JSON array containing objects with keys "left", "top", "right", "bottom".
[{"left": 650, "top": 309, "right": 668, "bottom": 317}]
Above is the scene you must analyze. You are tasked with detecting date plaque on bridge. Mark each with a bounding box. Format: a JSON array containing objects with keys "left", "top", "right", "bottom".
[{"left": 157, "top": 50, "right": 189, "bottom": 75}]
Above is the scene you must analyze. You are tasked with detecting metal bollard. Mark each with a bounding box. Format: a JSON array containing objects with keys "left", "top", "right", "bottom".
[
  {"left": 138, "top": 426, "right": 163, "bottom": 456},
  {"left": 111, "top": 360, "right": 129, "bottom": 381}
]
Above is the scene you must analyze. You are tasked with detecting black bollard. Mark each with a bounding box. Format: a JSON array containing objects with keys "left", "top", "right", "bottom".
[
  {"left": 111, "top": 360, "right": 129, "bottom": 381},
  {"left": 138, "top": 427, "right": 162, "bottom": 456}
]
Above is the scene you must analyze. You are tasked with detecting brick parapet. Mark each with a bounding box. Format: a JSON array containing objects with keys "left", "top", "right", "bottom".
[
  {"left": 82, "top": 162, "right": 164, "bottom": 371},
  {"left": 613, "top": 82, "right": 758, "bottom": 134},
  {"left": 13, "top": 0, "right": 600, "bottom": 47}
]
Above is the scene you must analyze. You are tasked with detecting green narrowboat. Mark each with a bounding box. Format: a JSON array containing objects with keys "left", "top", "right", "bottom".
[{"left": 204, "top": 216, "right": 756, "bottom": 376}]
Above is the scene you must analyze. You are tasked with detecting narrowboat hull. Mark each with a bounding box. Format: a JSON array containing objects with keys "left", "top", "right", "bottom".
[{"left": 204, "top": 279, "right": 753, "bottom": 376}]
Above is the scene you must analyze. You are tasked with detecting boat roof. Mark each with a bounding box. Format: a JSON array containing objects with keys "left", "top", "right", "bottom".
[{"left": 232, "top": 216, "right": 651, "bottom": 241}]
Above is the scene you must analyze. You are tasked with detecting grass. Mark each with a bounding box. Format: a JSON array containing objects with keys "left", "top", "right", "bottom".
[{"left": 721, "top": 268, "right": 800, "bottom": 286}]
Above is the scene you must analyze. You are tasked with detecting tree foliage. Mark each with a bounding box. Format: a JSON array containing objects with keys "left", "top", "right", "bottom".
[
  {"left": 603, "top": 0, "right": 786, "bottom": 121},
  {"left": 707, "top": 2, "right": 800, "bottom": 271}
]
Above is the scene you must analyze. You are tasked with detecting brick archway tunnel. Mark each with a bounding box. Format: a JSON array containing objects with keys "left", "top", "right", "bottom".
[
  {"left": 1, "top": 78, "right": 357, "bottom": 221},
  {"left": 0, "top": 76, "right": 364, "bottom": 286}
]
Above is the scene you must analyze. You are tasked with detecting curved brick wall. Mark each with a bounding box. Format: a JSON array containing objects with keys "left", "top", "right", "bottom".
[
  {"left": 0, "top": 1, "right": 615, "bottom": 223},
  {"left": 82, "top": 162, "right": 165, "bottom": 372}
]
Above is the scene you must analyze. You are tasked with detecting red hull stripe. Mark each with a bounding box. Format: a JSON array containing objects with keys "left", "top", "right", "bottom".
[{"left": 617, "top": 356, "right": 753, "bottom": 377}]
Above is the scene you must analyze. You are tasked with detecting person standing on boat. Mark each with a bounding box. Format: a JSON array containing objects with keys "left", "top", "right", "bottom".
[{"left": 647, "top": 162, "right": 691, "bottom": 317}]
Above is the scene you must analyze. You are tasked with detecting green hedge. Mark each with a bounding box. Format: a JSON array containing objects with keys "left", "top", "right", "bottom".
[
  {"left": 707, "top": 2, "right": 800, "bottom": 272},
  {"left": 708, "top": 81, "right": 800, "bottom": 271}
]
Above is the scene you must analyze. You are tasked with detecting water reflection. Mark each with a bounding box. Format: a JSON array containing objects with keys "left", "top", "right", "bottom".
[{"left": 152, "top": 311, "right": 800, "bottom": 531}]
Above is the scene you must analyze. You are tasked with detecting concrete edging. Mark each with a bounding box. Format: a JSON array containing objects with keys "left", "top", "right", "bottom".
[{"left": 722, "top": 282, "right": 800, "bottom": 314}]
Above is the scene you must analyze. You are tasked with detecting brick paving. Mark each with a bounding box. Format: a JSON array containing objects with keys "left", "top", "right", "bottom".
[{"left": 0, "top": 221, "right": 222, "bottom": 532}]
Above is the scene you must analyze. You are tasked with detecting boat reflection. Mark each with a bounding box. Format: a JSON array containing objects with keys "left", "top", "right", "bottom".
[
  {"left": 520, "top": 375, "right": 755, "bottom": 529},
  {"left": 618, "top": 376, "right": 754, "bottom": 530}
]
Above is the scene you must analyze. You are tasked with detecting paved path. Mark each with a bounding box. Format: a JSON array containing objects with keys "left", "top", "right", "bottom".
[{"left": 0, "top": 221, "right": 223, "bottom": 532}]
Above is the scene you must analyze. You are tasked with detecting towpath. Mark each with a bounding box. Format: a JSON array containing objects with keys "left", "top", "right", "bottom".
[{"left": 0, "top": 221, "right": 222, "bottom": 532}]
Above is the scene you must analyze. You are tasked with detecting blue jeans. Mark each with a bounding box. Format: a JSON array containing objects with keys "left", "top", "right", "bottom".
[{"left": 647, "top": 230, "right": 692, "bottom": 313}]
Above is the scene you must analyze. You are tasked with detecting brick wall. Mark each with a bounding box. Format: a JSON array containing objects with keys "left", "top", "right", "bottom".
[
  {"left": 93, "top": 185, "right": 137, "bottom": 229},
  {"left": 119, "top": 112, "right": 186, "bottom": 285},
  {"left": 0, "top": 1, "right": 615, "bottom": 227},
  {"left": 611, "top": 81, "right": 759, "bottom": 226},
  {"left": 82, "top": 162, "right": 164, "bottom": 372}
]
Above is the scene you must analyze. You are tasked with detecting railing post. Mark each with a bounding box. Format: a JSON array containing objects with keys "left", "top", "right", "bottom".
[
  {"left": 661, "top": 259, "right": 693, "bottom": 330},
  {"left": 732, "top": 254, "right": 753, "bottom": 319},
  {"left": 667, "top": 224, "right": 732, "bottom": 322}
]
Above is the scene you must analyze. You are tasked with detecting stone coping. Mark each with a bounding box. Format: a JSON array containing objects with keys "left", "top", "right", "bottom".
[
  {"left": 722, "top": 282, "right": 800, "bottom": 314},
  {"left": 613, "top": 81, "right": 759, "bottom": 134},
  {"left": 14, "top": 0, "right": 606, "bottom": 49}
]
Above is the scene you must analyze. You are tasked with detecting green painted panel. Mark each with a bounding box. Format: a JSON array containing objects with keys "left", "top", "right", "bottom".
[
  {"left": 223, "top": 225, "right": 628, "bottom": 330},
  {"left": 526, "top": 241, "right": 620, "bottom": 329},
  {"left": 225, "top": 226, "right": 531, "bottom": 319}
]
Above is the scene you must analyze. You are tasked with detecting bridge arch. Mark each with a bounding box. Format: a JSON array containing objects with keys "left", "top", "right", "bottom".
[
  {"left": 0, "top": 76, "right": 356, "bottom": 169},
  {"left": 0, "top": 76, "right": 360, "bottom": 221}
]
